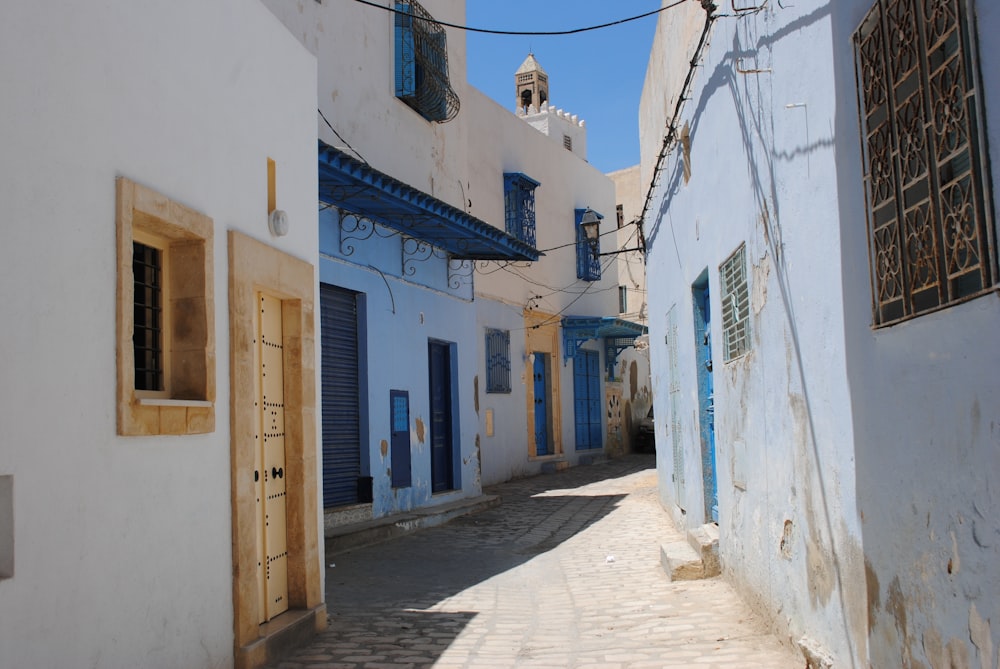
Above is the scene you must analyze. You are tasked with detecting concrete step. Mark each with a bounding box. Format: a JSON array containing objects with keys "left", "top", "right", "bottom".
[
  {"left": 688, "top": 523, "right": 720, "bottom": 578},
  {"left": 540, "top": 460, "right": 570, "bottom": 474},
  {"left": 660, "top": 540, "right": 706, "bottom": 581},
  {"left": 325, "top": 494, "right": 501, "bottom": 555}
]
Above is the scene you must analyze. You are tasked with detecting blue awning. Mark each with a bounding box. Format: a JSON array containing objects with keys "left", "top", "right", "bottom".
[
  {"left": 318, "top": 142, "right": 540, "bottom": 261},
  {"left": 562, "top": 316, "right": 648, "bottom": 377}
]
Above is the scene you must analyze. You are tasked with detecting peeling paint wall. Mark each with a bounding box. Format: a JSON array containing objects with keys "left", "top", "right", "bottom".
[
  {"left": 643, "top": 0, "right": 1000, "bottom": 667},
  {"left": 641, "top": 2, "right": 867, "bottom": 665}
]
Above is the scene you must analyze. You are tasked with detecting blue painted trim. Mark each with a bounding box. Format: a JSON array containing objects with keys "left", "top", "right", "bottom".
[
  {"left": 319, "top": 142, "right": 540, "bottom": 261},
  {"left": 561, "top": 316, "right": 647, "bottom": 377}
]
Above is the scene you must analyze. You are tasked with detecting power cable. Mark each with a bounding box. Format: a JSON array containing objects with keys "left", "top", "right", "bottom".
[
  {"left": 352, "top": 0, "right": 688, "bottom": 36},
  {"left": 318, "top": 108, "right": 368, "bottom": 164}
]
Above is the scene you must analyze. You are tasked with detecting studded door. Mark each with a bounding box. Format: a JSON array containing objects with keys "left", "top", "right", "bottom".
[{"left": 255, "top": 293, "right": 288, "bottom": 623}]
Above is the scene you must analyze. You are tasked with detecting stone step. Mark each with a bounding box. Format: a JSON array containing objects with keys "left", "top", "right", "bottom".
[
  {"left": 660, "top": 540, "right": 706, "bottom": 581},
  {"left": 540, "top": 459, "right": 570, "bottom": 474},
  {"left": 688, "top": 523, "right": 720, "bottom": 578}
]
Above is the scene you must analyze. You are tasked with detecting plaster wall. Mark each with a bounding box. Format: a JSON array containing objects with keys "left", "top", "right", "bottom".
[
  {"left": 0, "top": 1, "right": 318, "bottom": 667},
  {"left": 609, "top": 165, "right": 652, "bottom": 448},
  {"left": 318, "top": 209, "right": 482, "bottom": 516},
  {"left": 830, "top": 2, "right": 1000, "bottom": 667},
  {"left": 262, "top": 0, "right": 472, "bottom": 214},
  {"left": 641, "top": 3, "right": 865, "bottom": 665},
  {"left": 638, "top": 0, "right": 709, "bottom": 195},
  {"left": 519, "top": 104, "right": 589, "bottom": 160}
]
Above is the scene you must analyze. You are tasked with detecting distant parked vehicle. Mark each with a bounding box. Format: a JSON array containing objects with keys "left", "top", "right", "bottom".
[{"left": 635, "top": 406, "right": 655, "bottom": 453}]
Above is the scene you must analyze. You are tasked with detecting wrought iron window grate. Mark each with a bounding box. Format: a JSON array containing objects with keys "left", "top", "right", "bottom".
[
  {"left": 485, "top": 328, "right": 511, "bottom": 394},
  {"left": 854, "top": 0, "right": 995, "bottom": 326},
  {"left": 133, "top": 241, "right": 164, "bottom": 391},
  {"left": 394, "top": 1, "right": 460, "bottom": 123},
  {"left": 575, "top": 209, "right": 602, "bottom": 282},
  {"left": 503, "top": 173, "right": 539, "bottom": 247},
  {"left": 720, "top": 244, "right": 750, "bottom": 362}
]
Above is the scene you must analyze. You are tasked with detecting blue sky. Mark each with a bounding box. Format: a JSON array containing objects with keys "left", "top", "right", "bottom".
[{"left": 465, "top": 2, "right": 661, "bottom": 174}]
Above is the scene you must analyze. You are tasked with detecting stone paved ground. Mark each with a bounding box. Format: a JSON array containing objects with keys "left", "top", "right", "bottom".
[{"left": 268, "top": 455, "right": 801, "bottom": 668}]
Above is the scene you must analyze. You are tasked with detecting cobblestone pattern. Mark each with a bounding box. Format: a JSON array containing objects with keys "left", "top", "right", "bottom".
[{"left": 267, "top": 455, "right": 801, "bottom": 668}]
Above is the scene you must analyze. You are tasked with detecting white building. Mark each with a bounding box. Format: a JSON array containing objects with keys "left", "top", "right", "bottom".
[
  {"left": 640, "top": 0, "right": 1000, "bottom": 666},
  {"left": 260, "top": 2, "right": 644, "bottom": 513},
  {"left": 0, "top": 2, "right": 325, "bottom": 667}
]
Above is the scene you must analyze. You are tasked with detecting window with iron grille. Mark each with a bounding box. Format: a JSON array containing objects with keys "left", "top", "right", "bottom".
[
  {"left": 503, "top": 173, "right": 540, "bottom": 247},
  {"left": 618, "top": 286, "right": 628, "bottom": 313},
  {"left": 116, "top": 177, "right": 215, "bottom": 436},
  {"left": 394, "top": 1, "right": 460, "bottom": 123},
  {"left": 854, "top": 0, "right": 995, "bottom": 327},
  {"left": 720, "top": 244, "right": 750, "bottom": 361},
  {"left": 133, "top": 240, "right": 164, "bottom": 392},
  {"left": 485, "top": 328, "right": 511, "bottom": 393},
  {"left": 575, "top": 208, "right": 602, "bottom": 281}
]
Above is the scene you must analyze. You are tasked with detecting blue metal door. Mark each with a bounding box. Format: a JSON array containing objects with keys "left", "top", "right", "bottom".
[
  {"left": 533, "top": 353, "right": 549, "bottom": 456},
  {"left": 428, "top": 341, "right": 454, "bottom": 492},
  {"left": 693, "top": 277, "right": 718, "bottom": 522},
  {"left": 574, "top": 350, "right": 602, "bottom": 451},
  {"left": 389, "top": 390, "right": 411, "bottom": 488}
]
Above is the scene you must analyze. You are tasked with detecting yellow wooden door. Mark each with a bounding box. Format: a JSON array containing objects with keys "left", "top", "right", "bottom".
[{"left": 255, "top": 292, "right": 288, "bottom": 623}]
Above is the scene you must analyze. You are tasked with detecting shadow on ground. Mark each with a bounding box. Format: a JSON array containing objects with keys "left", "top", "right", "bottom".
[{"left": 269, "top": 455, "right": 655, "bottom": 668}]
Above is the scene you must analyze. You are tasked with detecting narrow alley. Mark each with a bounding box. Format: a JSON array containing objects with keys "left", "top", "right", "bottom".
[{"left": 267, "top": 456, "right": 799, "bottom": 669}]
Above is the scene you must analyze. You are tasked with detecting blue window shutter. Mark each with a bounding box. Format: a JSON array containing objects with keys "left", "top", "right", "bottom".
[
  {"left": 575, "top": 208, "right": 602, "bottom": 281},
  {"left": 395, "top": 3, "right": 415, "bottom": 99},
  {"left": 503, "top": 173, "right": 539, "bottom": 247}
]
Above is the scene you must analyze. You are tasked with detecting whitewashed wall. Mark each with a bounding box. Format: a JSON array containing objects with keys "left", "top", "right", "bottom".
[
  {"left": 641, "top": 3, "right": 865, "bottom": 665},
  {"left": 0, "top": 2, "right": 318, "bottom": 667}
]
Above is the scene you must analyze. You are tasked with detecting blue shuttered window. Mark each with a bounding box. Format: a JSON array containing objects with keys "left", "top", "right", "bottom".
[
  {"left": 575, "top": 208, "right": 602, "bottom": 281},
  {"left": 485, "top": 328, "right": 511, "bottom": 394},
  {"left": 394, "top": 1, "right": 460, "bottom": 123},
  {"left": 503, "top": 173, "right": 540, "bottom": 247}
]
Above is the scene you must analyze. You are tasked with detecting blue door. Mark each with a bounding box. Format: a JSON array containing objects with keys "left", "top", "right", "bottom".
[
  {"left": 574, "top": 350, "right": 602, "bottom": 451},
  {"left": 428, "top": 341, "right": 454, "bottom": 492},
  {"left": 533, "top": 353, "right": 549, "bottom": 456},
  {"left": 389, "top": 390, "right": 411, "bottom": 488},
  {"left": 693, "top": 277, "right": 718, "bottom": 522}
]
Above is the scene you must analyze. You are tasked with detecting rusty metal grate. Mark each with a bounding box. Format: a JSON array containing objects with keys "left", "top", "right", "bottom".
[
  {"left": 855, "top": 0, "right": 995, "bottom": 326},
  {"left": 720, "top": 244, "right": 750, "bottom": 362}
]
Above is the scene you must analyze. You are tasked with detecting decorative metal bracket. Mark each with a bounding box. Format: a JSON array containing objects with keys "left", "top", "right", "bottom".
[
  {"left": 339, "top": 211, "right": 395, "bottom": 256},
  {"left": 448, "top": 258, "right": 474, "bottom": 290}
]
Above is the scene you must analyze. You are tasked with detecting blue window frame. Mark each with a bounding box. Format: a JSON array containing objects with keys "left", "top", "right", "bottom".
[
  {"left": 575, "top": 208, "right": 602, "bottom": 281},
  {"left": 485, "top": 328, "right": 511, "bottom": 394},
  {"left": 394, "top": 1, "right": 460, "bottom": 123},
  {"left": 503, "top": 173, "right": 540, "bottom": 247}
]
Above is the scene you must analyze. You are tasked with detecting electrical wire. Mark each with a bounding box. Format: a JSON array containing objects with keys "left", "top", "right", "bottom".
[
  {"left": 318, "top": 108, "right": 368, "bottom": 164},
  {"left": 351, "top": 0, "right": 688, "bottom": 36}
]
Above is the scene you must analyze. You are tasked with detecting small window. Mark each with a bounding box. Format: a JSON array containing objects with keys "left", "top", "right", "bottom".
[
  {"left": 563, "top": 135, "right": 573, "bottom": 151},
  {"left": 117, "top": 177, "right": 215, "bottom": 436},
  {"left": 132, "top": 237, "right": 166, "bottom": 394},
  {"left": 394, "top": 1, "right": 460, "bottom": 123},
  {"left": 616, "top": 204, "right": 624, "bottom": 229},
  {"left": 503, "top": 172, "right": 540, "bottom": 247},
  {"left": 720, "top": 244, "right": 750, "bottom": 361},
  {"left": 575, "top": 208, "right": 602, "bottom": 282},
  {"left": 854, "top": 0, "right": 995, "bottom": 326},
  {"left": 485, "top": 328, "right": 511, "bottom": 394},
  {"left": 618, "top": 286, "right": 628, "bottom": 314}
]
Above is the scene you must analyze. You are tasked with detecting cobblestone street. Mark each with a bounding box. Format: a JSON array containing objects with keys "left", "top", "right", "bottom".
[{"left": 268, "top": 455, "right": 800, "bottom": 668}]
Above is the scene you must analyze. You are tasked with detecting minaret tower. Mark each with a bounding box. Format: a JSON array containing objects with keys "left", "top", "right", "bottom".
[{"left": 515, "top": 53, "right": 548, "bottom": 114}]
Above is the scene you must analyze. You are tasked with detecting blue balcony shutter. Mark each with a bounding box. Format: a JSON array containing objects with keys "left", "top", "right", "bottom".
[
  {"left": 395, "top": 3, "right": 416, "bottom": 99},
  {"left": 503, "top": 173, "right": 539, "bottom": 247},
  {"left": 575, "top": 208, "right": 602, "bottom": 281}
]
